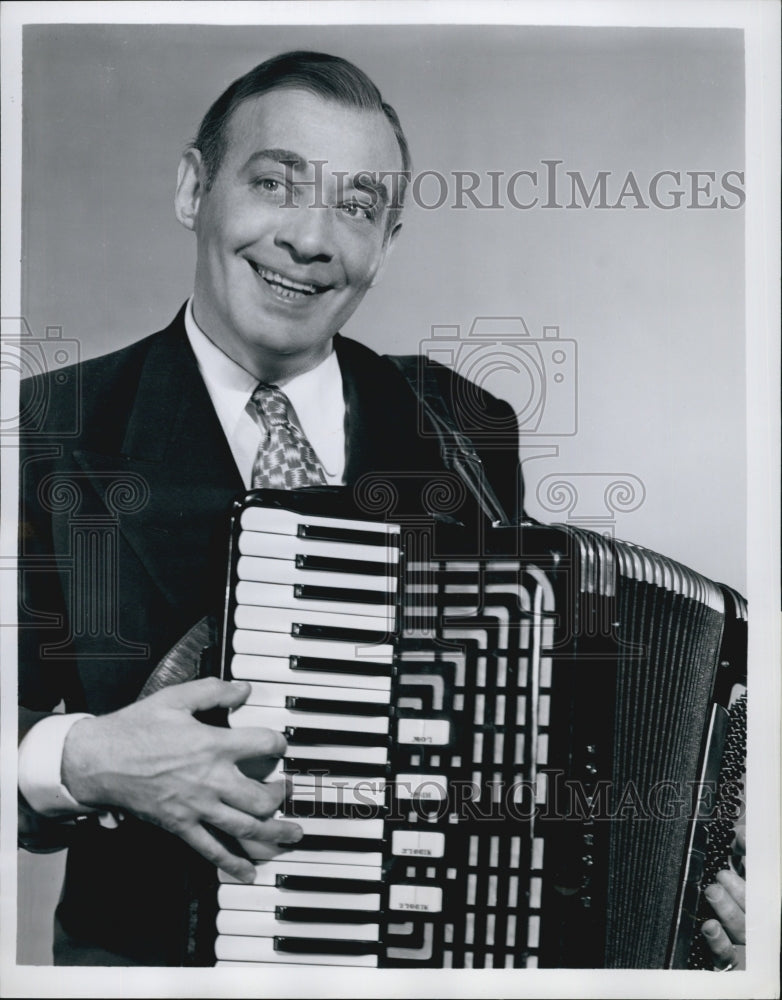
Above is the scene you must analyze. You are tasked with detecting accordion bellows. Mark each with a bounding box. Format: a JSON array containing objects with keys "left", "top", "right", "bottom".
[{"left": 211, "top": 488, "right": 746, "bottom": 970}]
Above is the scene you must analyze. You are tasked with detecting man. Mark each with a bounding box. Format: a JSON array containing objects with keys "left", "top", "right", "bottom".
[{"left": 18, "top": 50, "right": 742, "bottom": 968}]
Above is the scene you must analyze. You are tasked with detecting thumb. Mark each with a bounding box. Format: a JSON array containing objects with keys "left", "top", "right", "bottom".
[{"left": 155, "top": 677, "right": 251, "bottom": 714}]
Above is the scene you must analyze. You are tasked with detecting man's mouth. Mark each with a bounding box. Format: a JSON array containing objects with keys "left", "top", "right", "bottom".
[{"left": 249, "top": 262, "right": 328, "bottom": 300}]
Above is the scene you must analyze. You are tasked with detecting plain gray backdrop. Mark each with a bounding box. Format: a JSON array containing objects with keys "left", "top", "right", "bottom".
[{"left": 18, "top": 22, "right": 745, "bottom": 964}]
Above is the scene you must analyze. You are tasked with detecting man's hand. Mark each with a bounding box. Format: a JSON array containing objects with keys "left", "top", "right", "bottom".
[
  {"left": 61, "top": 677, "right": 300, "bottom": 883},
  {"left": 701, "top": 825, "right": 746, "bottom": 970}
]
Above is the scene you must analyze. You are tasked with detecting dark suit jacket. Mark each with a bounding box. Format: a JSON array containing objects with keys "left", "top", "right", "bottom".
[{"left": 18, "top": 305, "right": 522, "bottom": 964}]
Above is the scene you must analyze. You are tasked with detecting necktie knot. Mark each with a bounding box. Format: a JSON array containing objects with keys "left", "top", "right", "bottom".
[
  {"left": 249, "top": 381, "right": 327, "bottom": 489},
  {"left": 250, "top": 383, "right": 291, "bottom": 429}
]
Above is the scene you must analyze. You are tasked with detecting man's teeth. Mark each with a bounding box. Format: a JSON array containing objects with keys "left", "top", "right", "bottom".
[{"left": 255, "top": 265, "right": 321, "bottom": 297}]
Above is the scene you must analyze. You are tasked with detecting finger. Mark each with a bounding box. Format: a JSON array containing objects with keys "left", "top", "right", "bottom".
[
  {"left": 733, "top": 824, "right": 746, "bottom": 857},
  {"left": 207, "top": 805, "right": 303, "bottom": 849},
  {"left": 180, "top": 822, "right": 257, "bottom": 884},
  {"left": 157, "top": 676, "right": 251, "bottom": 713},
  {"left": 715, "top": 866, "right": 746, "bottom": 911},
  {"left": 221, "top": 777, "right": 288, "bottom": 820},
  {"left": 223, "top": 725, "right": 287, "bottom": 762},
  {"left": 704, "top": 882, "right": 746, "bottom": 944},
  {"left": 237, "top": 830, "right": 305, "bottom": 862},
  {"left": 701, "top": 920, "right": 742, "bottom": 970}
]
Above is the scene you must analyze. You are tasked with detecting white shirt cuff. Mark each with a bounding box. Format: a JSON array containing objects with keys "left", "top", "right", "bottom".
[{"left": 18, "top": 713, "right": 97, "bottom": 816}]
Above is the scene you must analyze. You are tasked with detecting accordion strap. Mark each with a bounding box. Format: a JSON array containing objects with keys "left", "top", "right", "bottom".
[{"left": 386, "top": 354, "right": 511, "bottom": 526}]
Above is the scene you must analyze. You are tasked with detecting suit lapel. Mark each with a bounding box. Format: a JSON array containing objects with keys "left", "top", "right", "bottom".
[
  {"left": 73, "top": 313, "right": 243, "bottom": 609},
  {"left": 335, "top": 334, "right": 443, "bottom": 483}
]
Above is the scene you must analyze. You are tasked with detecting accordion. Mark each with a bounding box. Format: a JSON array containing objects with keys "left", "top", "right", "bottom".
[{"left": 210, "top": 487, "right": 746, "bottom": 970}]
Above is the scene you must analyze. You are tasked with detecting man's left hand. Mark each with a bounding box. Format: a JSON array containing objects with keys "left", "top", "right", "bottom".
[{"left": 701, "top": 825, "right": 746, "bottom": 970}]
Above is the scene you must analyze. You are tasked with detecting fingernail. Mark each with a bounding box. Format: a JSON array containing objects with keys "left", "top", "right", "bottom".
[
  {"left": 704, "top": 884, "right": 722, "bottom": 902},
  {"left": 239, "top": 866, "right": 256, "bottom": 885},
  {"left": 280, "top": 826, "right": 303, "bottom": 845},
  {"left": 702, "top": 921, "right": 719, "bottom": 937}
]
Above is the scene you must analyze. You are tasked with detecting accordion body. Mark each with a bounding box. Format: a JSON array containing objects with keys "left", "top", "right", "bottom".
[{"left": 212, "top": 487, "right": 746, "bottom": 970}]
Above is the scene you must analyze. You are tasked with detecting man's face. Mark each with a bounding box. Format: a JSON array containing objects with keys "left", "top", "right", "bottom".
[{"left": 178, "top": 88, "right": 404, "bottom": 380}]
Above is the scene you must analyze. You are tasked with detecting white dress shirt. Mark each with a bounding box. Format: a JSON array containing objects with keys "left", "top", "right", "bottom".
[
  {"left": 185, "top": 299, "right": 346, "bottom": 486},
  {"left": 18, "top": 301, "right": 348, "bottom": 814}
]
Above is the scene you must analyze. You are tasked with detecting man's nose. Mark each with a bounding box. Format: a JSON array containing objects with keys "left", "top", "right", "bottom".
[{"left": 273, "top": 205, "right": 334, "bottom": 264}]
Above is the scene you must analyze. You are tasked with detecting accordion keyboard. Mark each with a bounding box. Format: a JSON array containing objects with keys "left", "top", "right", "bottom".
[{"left": 212, "top": 490, "right": 746, "bottom": 970}]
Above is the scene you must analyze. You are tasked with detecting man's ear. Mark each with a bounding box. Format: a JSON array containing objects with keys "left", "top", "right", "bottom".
[
  {"left": 370, "top": 221, "right": 402, "bottom": 288},
  {"left": 174, "top": 148, "right": 205, "bottom": 231}
]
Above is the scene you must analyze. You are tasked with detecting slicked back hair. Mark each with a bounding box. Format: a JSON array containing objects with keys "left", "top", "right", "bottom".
[{"left": 192, "top": 50, "right": 411, "bottom": 231}]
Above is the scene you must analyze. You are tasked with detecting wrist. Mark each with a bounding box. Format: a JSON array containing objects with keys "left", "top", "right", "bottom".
[{"left": 61, "top": 715, "right": 111, "bottom": 808}]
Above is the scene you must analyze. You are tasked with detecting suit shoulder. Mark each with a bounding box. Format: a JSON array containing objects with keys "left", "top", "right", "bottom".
[
  {"left": 382, "top": 351, "right": 516, "bottom": 424},
  {"left": 19, "top": 319, "right": 182, "bottom": 442}
]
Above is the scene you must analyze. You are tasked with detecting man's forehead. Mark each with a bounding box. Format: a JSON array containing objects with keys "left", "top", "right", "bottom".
[{"left": 223, "top": 87, "right": 404, "bottom": 176}]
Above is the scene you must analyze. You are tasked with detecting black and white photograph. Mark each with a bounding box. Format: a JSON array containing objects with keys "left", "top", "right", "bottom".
[{"left": 1, "top": 2, "right": 779, "bottom": 997}]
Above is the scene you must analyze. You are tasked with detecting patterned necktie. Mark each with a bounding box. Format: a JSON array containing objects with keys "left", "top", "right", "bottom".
[{"left": 249, "top": 382, "right": 327, "bottom": 489}]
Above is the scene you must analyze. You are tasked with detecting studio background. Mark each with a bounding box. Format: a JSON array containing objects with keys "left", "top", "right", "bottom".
[{"left": 18, "top": 23, "right": 745, "bottom": 964}]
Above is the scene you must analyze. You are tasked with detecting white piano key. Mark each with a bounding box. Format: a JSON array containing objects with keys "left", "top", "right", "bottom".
[
  {"left": 284, "top": 744, "right": 388, "bottom": 766},
  {"left": 232, "top": 630, "right": 394, "bottom": 663},
  {"left": 215, "top": 935, "right": 379, "bottom": 967},
  {"left": 229, "top": 654, "right": 392, "bottom": 693},
  {"left": 230, "top": 705, "right": 389, "bottom": 735},
  {"left": 216, "top": 910, "right": 381, "bottom": 941},
  {"left": 235, "top": 605, "right": 393, "bottom": 636},
  {"left": 235, "top": 581, "right": 394, "bottom": 619},
  {"left": 293, "top": 816, "right": 385, "bottom": 839},
  {"left": 237, "top": 556, "right": 396, "bottom": 594},
  {"left": 290, "top": 773, "right": 385, "bottom": 791},
  {"left": 240, "top": 506, "right": 400, "bottom": 539},
  {"left": 290, "top": 781, "right": 385, "bottom": 807},
  {"left": 219, "top": 860, "right": 382, "bottom": 885},
  {"left": 247, "top": 681, "right": 389, "bottom": 707},
  {"left": 218, "top": 884, "right": 381, "bottom": 912},
  {"left": 239, "top": 531, "right": 399, "bottom": 564}
]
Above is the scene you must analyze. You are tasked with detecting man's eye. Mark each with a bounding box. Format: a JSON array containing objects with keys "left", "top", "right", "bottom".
[
  {"left": 255, "top": 177, "right": 281, "bottom": 192},
  {"left": 339, "top": 200, "right": 376, "bottom": 221}
]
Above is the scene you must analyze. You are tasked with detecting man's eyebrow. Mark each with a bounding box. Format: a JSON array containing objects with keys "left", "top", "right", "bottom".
[
  {"left": 351, "top": 173, "right": 390, "bottom": 209},
  {"left": 243, "top": 148, "right": 305, "bottom": 169}
]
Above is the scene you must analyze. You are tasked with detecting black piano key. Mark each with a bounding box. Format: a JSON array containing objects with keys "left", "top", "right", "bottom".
[
  {"left": 285, "top": 801, "right": 386, "bottom": 821},
  {"left": 294, "top": 584, "right": 390, "bottom": 606},
  {"left": 295, "top": 834, "right": 384, "bottom": 853},
  {"left": 297, "top": 524, "right": 398, "bottom": 548},
  {"left": 276, "top": 906, "right": 381, "bottom": 925},
  {"left": 292, "top": 623, "right": 391, "bottom": 644},
  {"left": 285, "top": 727, "right": 391, "bottom": 748},
  {"left": 276, "top": 875, "right": 382, "bottom": 893},
  {"left": 295, "top": 554, "right": 394, "bottom": 577},
  {"left": 285, "top": 757, "right": 389, "bottom": 778},
  {"left": 290, "top": 655, "right": 392, "bottom": 678},
  {"left": 274, "top": 937, "right": 382, "bottom": 957},
  {"left": 285, "top": 696, "right": 390, "bottom": 717}
]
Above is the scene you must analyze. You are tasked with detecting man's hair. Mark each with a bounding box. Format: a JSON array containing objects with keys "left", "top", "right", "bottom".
[{"left": 192, "top": 50, "right": 411, "bottom": 227}]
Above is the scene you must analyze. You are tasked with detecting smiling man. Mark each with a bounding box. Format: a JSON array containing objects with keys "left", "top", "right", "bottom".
[
  {"left": 17, "top": 50, "right": 744, "bottom": 971},
  {"left": 17, "top": 51, "right": 520, "bottom": 966}
]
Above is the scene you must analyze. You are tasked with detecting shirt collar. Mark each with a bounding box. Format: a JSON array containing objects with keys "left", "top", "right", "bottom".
[{"left": 183, "top": 298, "right": 345, "bottom": 476}]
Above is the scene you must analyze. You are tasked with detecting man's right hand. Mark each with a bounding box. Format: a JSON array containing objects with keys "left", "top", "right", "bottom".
[{"left": 61, "top": 677, "right": 300, "bottom": 883}]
